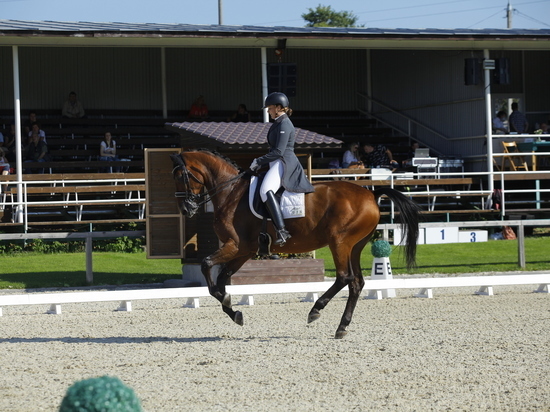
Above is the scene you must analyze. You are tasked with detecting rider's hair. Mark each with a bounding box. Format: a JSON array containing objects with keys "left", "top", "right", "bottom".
[{"left": 281, "top": 107, "right": 293, "bottom": 117}]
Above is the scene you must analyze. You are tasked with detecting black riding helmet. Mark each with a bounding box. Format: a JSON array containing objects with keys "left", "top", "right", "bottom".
[{"left": 262, "top": 92, "right": 289, "bottom": 109}]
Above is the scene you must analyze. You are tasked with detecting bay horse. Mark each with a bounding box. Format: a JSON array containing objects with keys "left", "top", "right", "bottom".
[{"left": 171, "top": 149, "right": 420, "bottom": 339}]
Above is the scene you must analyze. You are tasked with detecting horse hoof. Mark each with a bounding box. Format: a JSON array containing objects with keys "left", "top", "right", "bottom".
[
  {"left": 307, "top": 309, "right": 320, "bottom": 324},
  {"left": 234, "top": 311, "right": 244, "bottom": 326},
  {"left": 222, "top": 293, "right": 232, "bottom": 308},
  {"left": 334, "top": 330, "right": 348, "bottom": 339}
]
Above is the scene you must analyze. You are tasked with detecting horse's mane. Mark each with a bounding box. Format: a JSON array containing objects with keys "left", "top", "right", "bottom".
[{"left": 185, "top": 148, "right": 241, "bottom": 172}]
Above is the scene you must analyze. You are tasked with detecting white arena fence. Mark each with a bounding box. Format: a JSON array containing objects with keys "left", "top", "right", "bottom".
[
  {"left": 0, "top": 219, "right": 549, "bottom": 315},
  {"left": 0, "top": 274, "right": 548, "bottom": 316}
]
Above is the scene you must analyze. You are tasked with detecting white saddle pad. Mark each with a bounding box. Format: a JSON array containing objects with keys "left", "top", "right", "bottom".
[{"left": 249, "top": 176, "right": 305, "bottom": 220}]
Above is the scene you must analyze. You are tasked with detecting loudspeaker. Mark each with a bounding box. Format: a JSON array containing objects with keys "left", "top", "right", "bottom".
[
  {"left": 493, "top": 58, "right": 510, "bottom": 85},
  {"left": 267, "top": 63, "right": 297, "bottom": 97},
  {"left": 464, "top": 58, "right": 481, "bottom": 85}
]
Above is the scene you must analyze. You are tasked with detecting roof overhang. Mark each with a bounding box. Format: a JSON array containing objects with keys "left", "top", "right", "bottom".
[{"left": 1, "top": 20, "right": 550, "bottom": 51}]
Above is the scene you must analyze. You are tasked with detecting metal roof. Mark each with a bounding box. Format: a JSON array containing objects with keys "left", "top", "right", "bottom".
[
  {"left": 166, "top": 121, "right": 343, "bottom": 149},
  {"left": 1, "top": 19, "right": 549, "bottom": 37},
  {"left": 1, "top": 19, "right": 549, "bottom": 50}
]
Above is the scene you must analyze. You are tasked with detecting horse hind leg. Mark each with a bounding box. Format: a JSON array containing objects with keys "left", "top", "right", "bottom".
[
  {"left": 334, "top": 237, "right": 370, "bottom": 339},
  {"left": 307, "top": 244, "right": 354, "bottom": 325},
  {"left": 307, "top": 276, "right": 350, "bottom": 324},
  {"left": 334, "top": 274, "right": 365, "bottom": 339}
]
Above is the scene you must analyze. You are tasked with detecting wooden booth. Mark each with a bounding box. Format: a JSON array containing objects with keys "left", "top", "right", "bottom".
[{"left": 145, "top": 121, "right": 342, "bottom": 285}]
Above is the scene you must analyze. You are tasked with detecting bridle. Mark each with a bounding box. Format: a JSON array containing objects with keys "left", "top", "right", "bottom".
[{"left": 171, "top": 154, "right": 246, "bottom": 212}]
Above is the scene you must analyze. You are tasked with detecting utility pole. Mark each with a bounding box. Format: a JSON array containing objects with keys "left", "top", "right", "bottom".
[
  {"left": 218, "top": 0, "right": 223, "bottom": 25},
  {"left": 507, "top": 1, "right": 513, "bottom": 28}
]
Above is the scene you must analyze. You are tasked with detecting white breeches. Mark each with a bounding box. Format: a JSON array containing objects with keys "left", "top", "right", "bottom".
[{"left": 260, "top": 159, "right": 283, "bottom": 202}]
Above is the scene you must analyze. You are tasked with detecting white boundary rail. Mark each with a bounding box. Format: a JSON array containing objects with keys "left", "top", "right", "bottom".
[{"left": 0, "top": 274, "right": 548, "bottom": 316}]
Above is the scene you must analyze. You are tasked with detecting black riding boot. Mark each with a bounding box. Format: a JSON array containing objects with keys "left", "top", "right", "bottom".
[{"left": 264, "top": 190, "right": 291, "bottom": 246}]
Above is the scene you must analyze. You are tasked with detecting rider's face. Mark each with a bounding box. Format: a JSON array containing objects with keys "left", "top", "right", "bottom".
[{"left": 267, "top": 105, "right": 280, "bottom": 119}]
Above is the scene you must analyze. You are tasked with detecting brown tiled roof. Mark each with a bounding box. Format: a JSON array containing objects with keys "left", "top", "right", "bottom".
[{"left": 165, "top": 121, "right": 342, "bottom": 149}]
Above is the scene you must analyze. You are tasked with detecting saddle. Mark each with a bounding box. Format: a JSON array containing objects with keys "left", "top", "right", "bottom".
[
  {"left": 249, "top": 174, "right": 305, "bottom": 220},
  {"left": 249, "top": 174, "right": 305, "bottom": 256}
]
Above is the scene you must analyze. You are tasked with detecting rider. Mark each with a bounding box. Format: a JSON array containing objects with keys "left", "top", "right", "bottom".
[{"left": 249, "top": 92, "right": 315, "bottom": 246}]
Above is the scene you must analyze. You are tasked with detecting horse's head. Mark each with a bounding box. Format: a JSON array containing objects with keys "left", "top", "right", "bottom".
[
  {"left": 171, "top": 150, "right": 246, "bottom": 218},
  {"left": 170, "top": 153, "right": 203, "bottom": 217}
]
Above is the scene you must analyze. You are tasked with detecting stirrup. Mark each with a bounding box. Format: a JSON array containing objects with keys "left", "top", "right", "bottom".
[{"left": 274, "top": 228, "right": 291, "bottom": 246}]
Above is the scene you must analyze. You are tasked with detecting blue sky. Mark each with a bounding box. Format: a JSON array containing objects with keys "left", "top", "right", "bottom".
[{"left": 2, "top": 0, "right": 549, "bottom": 29}]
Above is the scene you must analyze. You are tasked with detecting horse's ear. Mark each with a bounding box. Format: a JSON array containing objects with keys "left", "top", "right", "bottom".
[{"left": 170, "top": 154, "right": 184, "bottom": 167}]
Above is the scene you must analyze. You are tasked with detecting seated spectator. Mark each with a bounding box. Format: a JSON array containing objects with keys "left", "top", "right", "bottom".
[
  {"left": 402, "top": 141, "right": 420, "bottom": 167},
  {"left": 28, "top": 122, "right": 47, "bottom": 144},
  {"left": 539, "top": 122, "right": 549, "bottom": 134},
  {"left": 99, "top": 132, "right": 129, "bottom": 172},
  {"left": 188, "top": 95, "right": 209, "bottom": 120},
  {"left": 227, "top": 104, "right": 251, "bottom": 122},
  {"left": 0, "top": 147, "right": 9, "bottom": 175},
  {"left": 62, "top": 91, "right": 86, "bottom": 118},
  {"left": 0, "top": 147, "right": 9, "bottom": 192},
  {"left": 24, "top": 132, "right": 49, "bottom": 174},
  {"left": 492, "top": 111, "right": 508, "bottom": 134},
  {"left": 23, "top": 111, "right": 37, "bottom": 135},
  {"left": 341, "top": 142, "right": 362, "bottom": 168},
  {"left": 3, "top": 124, "right": 16, "bottom": 162},
  {"left": 361, "top": 143, "right": 399, "bottom": 169}
]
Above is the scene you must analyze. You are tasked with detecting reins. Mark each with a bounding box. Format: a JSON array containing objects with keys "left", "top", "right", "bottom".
[{"left": 172, "top": 158, "right": 246, "bottom": 208}]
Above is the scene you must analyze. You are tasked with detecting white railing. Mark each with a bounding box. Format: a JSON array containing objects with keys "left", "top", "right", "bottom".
[
  {"left": 0, "top": 274, "right": 548, "bottom": 316},
  {"left": 311, "top": 168, "right": 550, "bottom": 219},
  {"left": 2, "top": 168, "right": 550, "bottom": 227},
  {"left": 0, "top": 175, "right": 146, "bottom": 230}
]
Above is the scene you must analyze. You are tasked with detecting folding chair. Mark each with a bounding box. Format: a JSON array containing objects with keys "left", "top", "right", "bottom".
[{"left": 501, "top": 141, "right": 529, "bottom": 171}]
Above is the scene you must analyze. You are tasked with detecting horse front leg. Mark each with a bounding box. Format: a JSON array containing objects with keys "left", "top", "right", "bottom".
[
  {"left": 200, "top": 239, "right": 250, "bottom": 325},
  {"left": 214, "top": 254, "right": 255, "bottom": 326}
]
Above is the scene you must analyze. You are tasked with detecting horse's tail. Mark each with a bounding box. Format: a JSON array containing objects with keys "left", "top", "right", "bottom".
[{"left": 373, "top": 187, "right": 421, "bottom": 269}]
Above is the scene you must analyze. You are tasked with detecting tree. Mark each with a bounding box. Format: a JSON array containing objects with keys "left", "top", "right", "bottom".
[{"left": 302, "top": 4, "right": 361, "bottom": 28}]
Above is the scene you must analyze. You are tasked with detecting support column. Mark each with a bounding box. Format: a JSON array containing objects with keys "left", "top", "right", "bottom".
[
  {"left": 484, "top": 49, "right": 494, "bottom": 193},
  {"left": 161, "top": 47, "right": 168, "bottom": 119},
  {"left": 261, "top": 47, "right": 269, "bottom": 123},
  {"left": 12, "top": 46, "right": 23, "bottom": 223}
]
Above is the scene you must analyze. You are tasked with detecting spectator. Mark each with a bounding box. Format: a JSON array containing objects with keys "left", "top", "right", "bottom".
[
  {"left": 24, "top": 132, "right": 49, "bottom": 174},
  {"left": 0, "top": 147, "right": 9, "bottom": 175},
  {"left": 492, "top": 110, "right": 508, "bottom": 134},
  {"left": 402, "top": 141, "right": 420, "bottom": 167},
  {"left": 3, "top": 124, "right": 16, "bottom": 162},
  {"left": 341, "top": 142, "right": 362, "bottom": 168},
  {"left": 188, "top": 95, "right": 209, "bottom": 120},
  {"left": 99, "top": 132, "right": 129, "bottom": 172},
  {"left": 0, "top": 147, "right": 9, "bottom": 192},
  {"left": 99, "top": 132, "right": 118, "bottom": 172},
  {"left": 227, "top": 103, "right": 251, "bottom": 122},
  {"left": 361, "top": 143, "right": 399, "bottom": 169},
  {"left": 508, "top": 102, "right": 529, "bottom": 134},
  {"left": 23, "top": 111, "right": 37, "bottom": 135},
  {"left": 28, "top": 122, "right": 47, "bottom": 144},
  {"left": 62, "top": 91, "right": 86, "bottom": 118}
]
